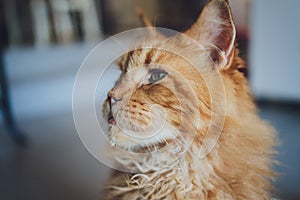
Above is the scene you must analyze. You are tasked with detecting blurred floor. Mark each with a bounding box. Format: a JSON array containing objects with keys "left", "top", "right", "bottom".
[
  {"left": 0, "top": 113, "right": 110, "bottom": 200},
  {"left": 0, "top": 44, "right": 299, "bottom": 200}
]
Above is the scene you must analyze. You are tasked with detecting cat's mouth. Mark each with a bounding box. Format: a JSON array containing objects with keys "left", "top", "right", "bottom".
[{"left": 108, "top": 114, "right": 116, "bottom": 126}]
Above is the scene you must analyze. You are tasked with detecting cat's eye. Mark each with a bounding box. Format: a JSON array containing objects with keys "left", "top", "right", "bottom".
[{"left": 148, "top": 69, "right": 168, "bottom": 84}]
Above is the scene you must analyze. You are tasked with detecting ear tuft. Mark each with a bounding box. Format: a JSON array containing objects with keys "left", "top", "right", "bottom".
[
  {"left": 135, "top": 6, "right": 154, "bottom": 27},
  {"left": 135, "top": 6, "right": 165, "bottom": 39},
  {"left": 185, "top": 0, "right": 236, "bottom": 69}
]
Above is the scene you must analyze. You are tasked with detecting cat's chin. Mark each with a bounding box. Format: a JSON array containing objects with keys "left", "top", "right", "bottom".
[{"left": 108, "top": 123, "right": 179, "bottom": 152}]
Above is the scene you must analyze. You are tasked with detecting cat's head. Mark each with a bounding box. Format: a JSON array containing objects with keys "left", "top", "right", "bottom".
[{"left": 104, "top": 0, "right": 251, "bottom": 151}]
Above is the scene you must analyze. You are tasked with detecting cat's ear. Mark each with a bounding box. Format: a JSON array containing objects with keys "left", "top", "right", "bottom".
[
  {"left": 185, "top": 0, "right": 236, "bottom": 69},
  {"left": 136, "top": 7, "right": 165, "bottom": 39},
  {"left": 136, "top": 6, "right": 154, "bottom": 28}
]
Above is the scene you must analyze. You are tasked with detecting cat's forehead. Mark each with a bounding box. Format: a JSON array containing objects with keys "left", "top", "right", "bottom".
[
  {"left": 119, "top": 48, "right": 164, "bottom": 71},
  {"left": 119, "top": 37, "right": 209, "bottom": 72}
]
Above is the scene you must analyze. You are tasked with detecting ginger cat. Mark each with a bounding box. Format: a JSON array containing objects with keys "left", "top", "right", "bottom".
[{"left": 103, "top": 0, "right": 277, "bottom": 199}]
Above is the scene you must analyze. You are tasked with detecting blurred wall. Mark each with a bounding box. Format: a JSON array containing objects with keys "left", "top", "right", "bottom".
[
  {"left": 2, "top": 0, "right": 102, "bottom": 47},
  {"left": 100, "top": 0, "right": 206, "bottom": 35},
  {"left": 250, "top": 0, "right": 300, "bottom": 101}
]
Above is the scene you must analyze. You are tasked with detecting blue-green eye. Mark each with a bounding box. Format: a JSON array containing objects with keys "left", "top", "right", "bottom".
[{"left": 148, "top": 69, "right": 168, "bottom": 83}]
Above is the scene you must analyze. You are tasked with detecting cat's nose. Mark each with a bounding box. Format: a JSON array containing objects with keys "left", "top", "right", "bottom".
[{"left": 107, "top": 91, "right": 122, "bottom": 104}]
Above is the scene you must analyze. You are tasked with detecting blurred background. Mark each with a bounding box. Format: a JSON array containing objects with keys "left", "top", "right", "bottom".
[{"left": 0, "top": 0, "right": 299, "bottom": 199}]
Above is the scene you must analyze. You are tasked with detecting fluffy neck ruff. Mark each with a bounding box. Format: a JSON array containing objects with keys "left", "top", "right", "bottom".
[{"left": 105, "top": 113, "right": 277, "bottom": 200}]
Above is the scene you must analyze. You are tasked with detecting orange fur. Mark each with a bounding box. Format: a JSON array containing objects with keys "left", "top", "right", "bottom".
[{"left": 103, "top": 0, "right": 278, "bottom": 199}]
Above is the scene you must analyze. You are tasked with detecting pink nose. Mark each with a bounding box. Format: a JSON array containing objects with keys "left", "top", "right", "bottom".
[
  {"left": 110, "top": 96, "right": 117, "bottom": 104},
  {"left": 107, "top": 91, "right": 121, "bottom": 105}
]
